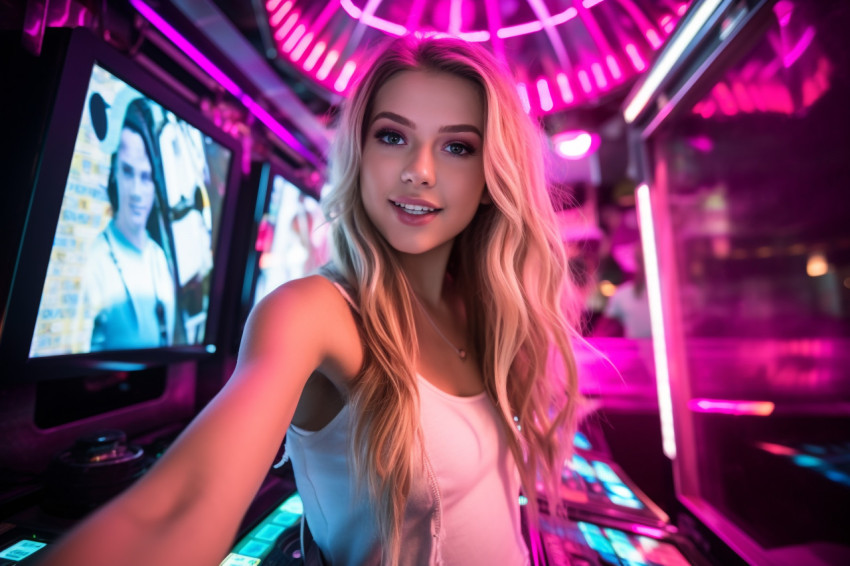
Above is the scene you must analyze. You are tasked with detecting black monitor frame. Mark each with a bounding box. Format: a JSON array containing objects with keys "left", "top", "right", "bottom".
[{"left": 0, "top": 28, "right": 243, "bottom": 382}]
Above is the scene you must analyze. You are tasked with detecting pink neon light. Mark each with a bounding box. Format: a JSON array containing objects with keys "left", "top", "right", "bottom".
[
  {"left": 583, "top": 0, "right": 605, "bottom": 7},
  {"left": 556, "top": 73, "right": 574, "bottom": 103},
  {"left": 783, "top": 26, "right": 815, "bottom": 68},
  {"left": 449, "top": 0, "right": 463, "bottom": 35},
  {"left": 606, "top": 55, "right": 622, "bottom": 80},
  {"left": 339, "top": 0, "right": 361, "bottom": 18},
  {"left": 591, "top": 62, "right": 608, "bottom": 89},
  {"left": 577, "top": 69, "right": 593, "bottom": 94},
  {"left": 677, "top": 3, "right": 688, "bottom": 16},
  {"left": 625, "top": 43, "right": 646, "bottom": 71},
  {"left": 316, "top": 50, "right": 339, "bottom": 81},
  {"left": 646, "top": 28, "right": 662, "bottom": 49},
  {"left": 303, "top": 42, "right": 326, "bottom": 71},
  {"left": 552, "top": 130, "right": 599, "bottom": 160},
  {"left": 265, "top": 0, "right": 283, "bottom": 11},
  {"left": 549, "top": 7, "right": 578, "bottom": 25},
  {"left": 497, "top": 20, "right": 543, "bottom": 38},
  {"left": 688, "top": 398, "right": 775, "bottom": 416},
  {"left": 269, "top": 1, "right": 292, "bottom": 26},
  {"left": 334, "top": 61, "right": 357, "bottom": 92},
  {"left": 636, "top": 184, "right": 676, "bottom": 460},
  {"left": 459, "top": 30, "right": 490, "bottom": 42},
  {"left": 713, "top": 82, "right": 738, "bottom": 115},
  {"left": 756, "top": 442, "right": 797, "bottom": 456},
  {"left": 128, "top": 0, "right": 318, "bottom": 168},
  {"left": 631, "top": 524, "right": 666, "bottom": 538},
  {"left": 129, "top": 0, "right": 241, "bottom": 96},
  {"left": 282, "top": 24, "right": 306, "bottom": 53},
  {"left": 517, "top": 83, "right": 531, "bottom": 114},
  {"left": 537, "top": 78, "right": 553, "bottom": 112},
  {"left": 291, "top": 32, "right": 314, "bottom": 62},
  {"left": 340, "top": 0, "right": 407, "bottom": 36},
  {"left": 731, "top": 80, "right": 755, "bottom": 113},
  {"left": 275, "top": 13, "right": 298, "bottom": 41},
  {"left": 660, "top": 14, "right": 674, "bottom": 33}
]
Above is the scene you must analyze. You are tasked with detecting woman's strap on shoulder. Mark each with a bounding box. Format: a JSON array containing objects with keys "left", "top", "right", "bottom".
[{"left": 326, "top": 278, "right": 360, "bottom": 315}]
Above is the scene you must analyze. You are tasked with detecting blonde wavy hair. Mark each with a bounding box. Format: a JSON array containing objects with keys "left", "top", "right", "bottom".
[{"left": 321, "top": 34, "right": 581, "bottom": 564}]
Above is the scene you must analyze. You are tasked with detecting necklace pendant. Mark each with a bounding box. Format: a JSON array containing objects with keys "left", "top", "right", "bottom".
[{"left": 458, "top": 349, "right": 467, "bottom": 360}]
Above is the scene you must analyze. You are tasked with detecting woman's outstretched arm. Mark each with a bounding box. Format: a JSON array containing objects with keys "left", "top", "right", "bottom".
[{"left": 38, "top": 275, "right": 359, "bottom": 566}]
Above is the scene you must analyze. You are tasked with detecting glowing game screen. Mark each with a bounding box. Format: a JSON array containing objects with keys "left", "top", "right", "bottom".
[{"left": 28, "top": 63, "right": 233, "bottom": 358}]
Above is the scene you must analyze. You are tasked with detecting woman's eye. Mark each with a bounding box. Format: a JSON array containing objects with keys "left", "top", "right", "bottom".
[
  {"left": 376, "top": 130, "right": 405, "bottom": 145},
  {"left": 445, "top": 142, "right": 473, "bottom": 156}
]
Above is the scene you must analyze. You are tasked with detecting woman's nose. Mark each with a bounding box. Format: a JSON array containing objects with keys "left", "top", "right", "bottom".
[{"left": 400, "top": 146, "right": 435, "bottom": 186}]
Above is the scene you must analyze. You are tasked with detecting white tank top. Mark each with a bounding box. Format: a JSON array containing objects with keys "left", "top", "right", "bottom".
[{"left": 284, "top": 374, "right": 529, "bottom": 565}]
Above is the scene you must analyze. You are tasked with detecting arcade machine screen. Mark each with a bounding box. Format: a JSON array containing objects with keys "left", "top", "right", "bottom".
[
  {"left": 0, "top": 28, "right": 241, "bottom": 381},
  {"left": 248, "top": 171, "right": 328, "bottom": 307}
]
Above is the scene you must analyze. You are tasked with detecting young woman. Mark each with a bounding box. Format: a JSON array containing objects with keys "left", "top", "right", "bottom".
[{"left": 40, "top": 34, "right": 581, "bottom": 566}]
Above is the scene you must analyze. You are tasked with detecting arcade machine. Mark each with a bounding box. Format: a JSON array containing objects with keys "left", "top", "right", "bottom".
[{"left": 620, "top": 0, "right": 850, "bottom": 564}]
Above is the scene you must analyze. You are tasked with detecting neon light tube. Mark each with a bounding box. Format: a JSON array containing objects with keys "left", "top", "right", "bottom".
[
  {"left": 624, "top": 0, "right": 723, "bottom": 123},
  {"left": 636, "top": 184, "right": 677, "bottom": 460}
]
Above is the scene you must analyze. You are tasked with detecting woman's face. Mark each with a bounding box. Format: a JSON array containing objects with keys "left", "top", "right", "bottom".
[{"left": 360, "top": 70, "right": 487, "bottom": 259}]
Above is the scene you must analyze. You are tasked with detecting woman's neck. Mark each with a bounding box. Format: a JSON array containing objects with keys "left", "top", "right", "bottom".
[{"left": 396, "top": 241, "right": 453, "bottom": 307}]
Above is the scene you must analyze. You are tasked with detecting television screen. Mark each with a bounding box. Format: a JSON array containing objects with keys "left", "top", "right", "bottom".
[
  {"left": 28, "top": 63, "right": 232, "bottom": 358},
  {"left": 0, "top": 28, "right": 242, "bottom": 380},
  {"left": 250, "top": 171, "right": 329, "bottom": 307}
]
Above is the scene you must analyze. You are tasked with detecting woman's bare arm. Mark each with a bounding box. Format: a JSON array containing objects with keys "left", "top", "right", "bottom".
[{"left": 38, "top": 275, "right": 361, "bottom": 566}]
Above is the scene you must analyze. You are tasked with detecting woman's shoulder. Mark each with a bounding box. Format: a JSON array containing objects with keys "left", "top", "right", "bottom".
[
  {"left": 254, "top": 273, "right": 351, "bottom": 317},
  {"left": 247, "top": 273, "right": 363, "bottom": 381}
]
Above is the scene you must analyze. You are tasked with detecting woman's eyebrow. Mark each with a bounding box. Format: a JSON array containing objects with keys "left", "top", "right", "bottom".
[{"left": 371, "top": 111, "right": 482, "bottom": 138}]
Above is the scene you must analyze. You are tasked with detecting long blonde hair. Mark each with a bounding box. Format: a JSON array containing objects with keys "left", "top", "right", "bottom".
[{"left": 321, "top": 34, "right": 581, "bottom": 564}]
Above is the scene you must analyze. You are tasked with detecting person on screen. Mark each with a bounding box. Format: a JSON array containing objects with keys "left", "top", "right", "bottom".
[
  {"left": 42, "top": 35, "right": 584, "bottom": 566},
  {"left": 81, "top": 97, "right": 176, "bottom": 351}
]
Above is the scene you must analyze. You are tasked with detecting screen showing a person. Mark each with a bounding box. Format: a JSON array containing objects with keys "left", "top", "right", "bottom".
[
  {"left": 251, "top": 174, "right": 328, "bottom": 306},
  {"left": 29, "top": 63, "right": 233, "bottom": 358}
]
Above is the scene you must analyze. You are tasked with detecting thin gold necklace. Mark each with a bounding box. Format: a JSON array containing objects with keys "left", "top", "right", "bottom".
[{"left": 413, "top": 295, "right": 467, "bottom": 360}]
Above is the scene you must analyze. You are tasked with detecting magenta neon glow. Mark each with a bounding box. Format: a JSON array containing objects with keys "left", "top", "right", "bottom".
[
  {"left": 583, "top": 0, "right": 605, "bottom": 8},
  {"left": 517, "top": 83, "right": 531, "bottom": 114},
  {"left": 606, "top": 55, "right": 623, "bottom": 79},
  {"left": 646, "top": 28, "right": 662, "bottom": 49},
  {"left": 275, "top": 13, "right": 298, "bottom": 41},
  {"left": 283, "top": 24, "right": 306, "bottom": 52},
  {"left": 303, "top": 41, "right": 326, "bottom": 71},
  {"left": 537, "top": 78, "right": 554, "bottom": 112},
  {"left": 783, "top": 26, "right": 815, "bottom": 68},
  {"left": 316, "top": 50, "right": 339, "bottom": 81},
  {"left": 449, "top": 0, "right": 463, "bottom": 35},
  {"left": 497, "top": 20, "right": 543, "bottom": 39},
  {"left": 127, "top": 0, "right": 318, "bottom": 168},
  {"left": 688, "top": 398, "right": 776, "bottom": 417},
  {"left": 625, "top": 43, "right": 646, "bottom": 71},
  {"left": 129, "top": 0, "right": 242, "bottom": 96},
  {"left": 556, "top": 73, "right": 575, "bottom": 103},
  {"left": 591, "top": 62, "right": 608, "bottom": 89},
  {"left": 552, "top": 130, "right": 599, "bottom": 160},
  {"left": 636, "top": 183, "right": 677, "bottom": 460},
  {"left": 630, "top": 524, "right": 666, "bottom": 538},
  {"left": 577, "top": 69, "right": 593, "bottom": 94},
  {"left": 266, "top": 0, "right": 283, "bottom": 11},
  {"left": 269, "top": 1, "right": 292, "bottom": 26},
  {"left": 334, "top": 61, "right": 357, "bottom": 92},
  {"left": 291, "top": 32, "right": 314, "bottom": 61}
]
